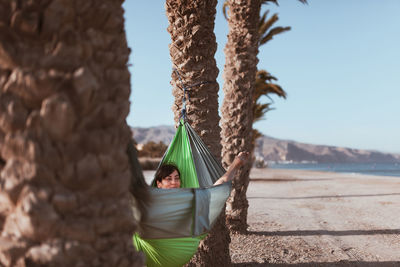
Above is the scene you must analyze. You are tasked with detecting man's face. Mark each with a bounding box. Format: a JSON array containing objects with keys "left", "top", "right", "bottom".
[{"left": 156, "top": 170, "right": 181, "bottom": 189}]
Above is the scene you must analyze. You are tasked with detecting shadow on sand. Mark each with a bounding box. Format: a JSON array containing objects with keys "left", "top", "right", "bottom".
[
  {"left": 248, "top": 192, "right": 400, "bottom": 200},
  {"left": 247, "top": 229, "right": 400, "bottom": 237},
  {"left": 233, "top": 261, "right": 400, "bottom": 266},
  {"left": 250, "top": 178, "right": 336, "bottom": 182}
]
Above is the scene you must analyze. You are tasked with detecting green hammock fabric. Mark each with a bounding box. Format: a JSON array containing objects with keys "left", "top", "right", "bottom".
[
  {"left": 133, "top": 233, "right": 206, "bottom": 267},
  {"left": 133, "top": 120, "right": 230, "bottom": 267},
  {"left": 153, "top": 120, "right": 199, "bottom": 188}
]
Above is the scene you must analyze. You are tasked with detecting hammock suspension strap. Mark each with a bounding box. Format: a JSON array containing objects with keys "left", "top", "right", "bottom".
[{"left": 173, "top": 68, "right": 216, "bottom": 122}]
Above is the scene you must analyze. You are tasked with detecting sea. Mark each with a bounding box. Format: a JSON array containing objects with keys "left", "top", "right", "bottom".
[{"left": 269, "top": 162, "right": 400, "bottom": 178}]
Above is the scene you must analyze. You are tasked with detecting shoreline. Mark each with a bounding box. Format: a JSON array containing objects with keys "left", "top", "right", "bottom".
[
  {"left": 250, "top": 167, "right": 400, "bottom": 182},
  {"left": 268, "top": 163, "right": 400, "bottom": 179}
]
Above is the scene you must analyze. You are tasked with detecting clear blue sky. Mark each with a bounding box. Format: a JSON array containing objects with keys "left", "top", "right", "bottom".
[{"left": 123, "top": 1, "right": 400, "bottom": 154}]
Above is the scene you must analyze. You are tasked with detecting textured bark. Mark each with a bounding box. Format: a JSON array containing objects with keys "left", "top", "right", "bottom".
[
  {"left": 165, "top": 0, "right": 231, "bottom": 265},
  {"left": 221, "top": 0, "right": 261, "bottom": 234},
  {"left": 0, "top": 0, "right": 143, "bottom": 266}
]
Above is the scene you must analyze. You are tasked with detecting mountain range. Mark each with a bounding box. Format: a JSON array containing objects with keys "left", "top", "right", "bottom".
[{"left": 132, "top": 125, "right": 400, "bottom": 163}]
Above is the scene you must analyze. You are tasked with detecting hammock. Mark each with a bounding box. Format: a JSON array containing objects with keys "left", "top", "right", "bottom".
[{"left": 131, "top": 120, "right": 231, "bottom": 267}]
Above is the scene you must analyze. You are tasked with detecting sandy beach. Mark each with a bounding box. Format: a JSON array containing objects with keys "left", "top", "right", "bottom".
[{"left": 230, "top": 168, "right": 400, "bottom": 266}]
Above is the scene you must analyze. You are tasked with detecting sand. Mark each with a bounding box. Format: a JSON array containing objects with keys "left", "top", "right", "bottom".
[{"left": 230, "top": 168, "right": 400, "bottom": 266}]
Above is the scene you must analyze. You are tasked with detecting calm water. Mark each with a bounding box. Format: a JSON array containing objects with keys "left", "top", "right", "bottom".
[{"left": 269, "top": 162, "right": 400, "bottom": 178}]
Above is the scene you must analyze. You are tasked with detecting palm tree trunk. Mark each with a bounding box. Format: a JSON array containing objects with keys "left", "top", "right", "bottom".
[
  {"left": 166, "top": 0, "right": 231, "bottom": 265},
  {"left": 221, "top": 0, "right": 261, "bottom": 234},
  {"left": 0, "top": 1, "right": 143, "bottom": 266}
]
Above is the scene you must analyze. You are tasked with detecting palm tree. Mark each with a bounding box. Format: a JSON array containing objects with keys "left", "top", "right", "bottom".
[
  {"left": 165, "top": 0, "right": 231, "bottom": 265},
  {"left": 221, "top": 0, "right": 262, "bottom": 234},
  {"left": 222, "top": 0, "right": 305, "bottom": 233},
  {"left": 0, "top": 1, "right": 143, "bottom": 266}
]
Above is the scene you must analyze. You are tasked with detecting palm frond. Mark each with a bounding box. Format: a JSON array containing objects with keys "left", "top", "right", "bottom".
[
  {"left": 261, "top": 0, "right": 279, "bottom": 6},
  {"left": 255, "top": 70, "right": 287, "bottom": 99},
  {"left": 222, "top": 1, "right": 229, "bottom": 20},
  {"left": 252, "top": 129, "right": 263, "bottom": 140},
  {"left": 258, "top": 10, "right": 269, "bottom": 30},
  {"left": 260, "top": 26, "right": 291, "bottom": 45},
  {"left": 252, "top": 0, "right": 306, "bottom": 138},
  {"left": 256, "top": 69, "right": 277, "bottom": 81},
  {"left": 253, "top": 102, "right": 275, "bottom": 122},
  {"left": 259, "top": 12, "right": 278, "bottom": 37},
  {"left": 258, "top": 12, "right": 291, "bottom": 46},
  {"left": 252, "top": 69, "right": 287, "bottom": 123},
  {"left": 261, "top": 0, "right": 307, "bottom": 5},
  {"left": 254, "top": 83, "right": 286, "bottom": 100}
]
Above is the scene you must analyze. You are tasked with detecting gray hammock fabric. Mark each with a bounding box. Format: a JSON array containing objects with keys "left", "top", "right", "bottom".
[
  {"left": 138, "top": 120, "right": 231, "bottom": 238},
  {"left": 129, "top": 120, "right": 231, "bottom": 266},
  {"left": 140, "top": 183, "right": 231, "bottom": 239}
]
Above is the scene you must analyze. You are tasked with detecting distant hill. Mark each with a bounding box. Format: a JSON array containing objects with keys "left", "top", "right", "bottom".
[
  {"left": 132, "top": 125, "right": 175, "bottom": 145},
  {"left": 132, "top": 126, "right": 400, "bottom": 164},
  {"left": 254, "top": 136, "right": 400, "bottom": 163}
]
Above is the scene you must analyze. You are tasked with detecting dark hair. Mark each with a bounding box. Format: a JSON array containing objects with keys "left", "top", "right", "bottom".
[{"left": 154, "top": 164, "right": 181, "bottom": 184}]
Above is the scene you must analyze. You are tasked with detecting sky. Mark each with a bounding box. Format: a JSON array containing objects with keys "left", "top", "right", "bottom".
[{"left": 123, "top": 1, "right": 400, "bottom": 154}]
